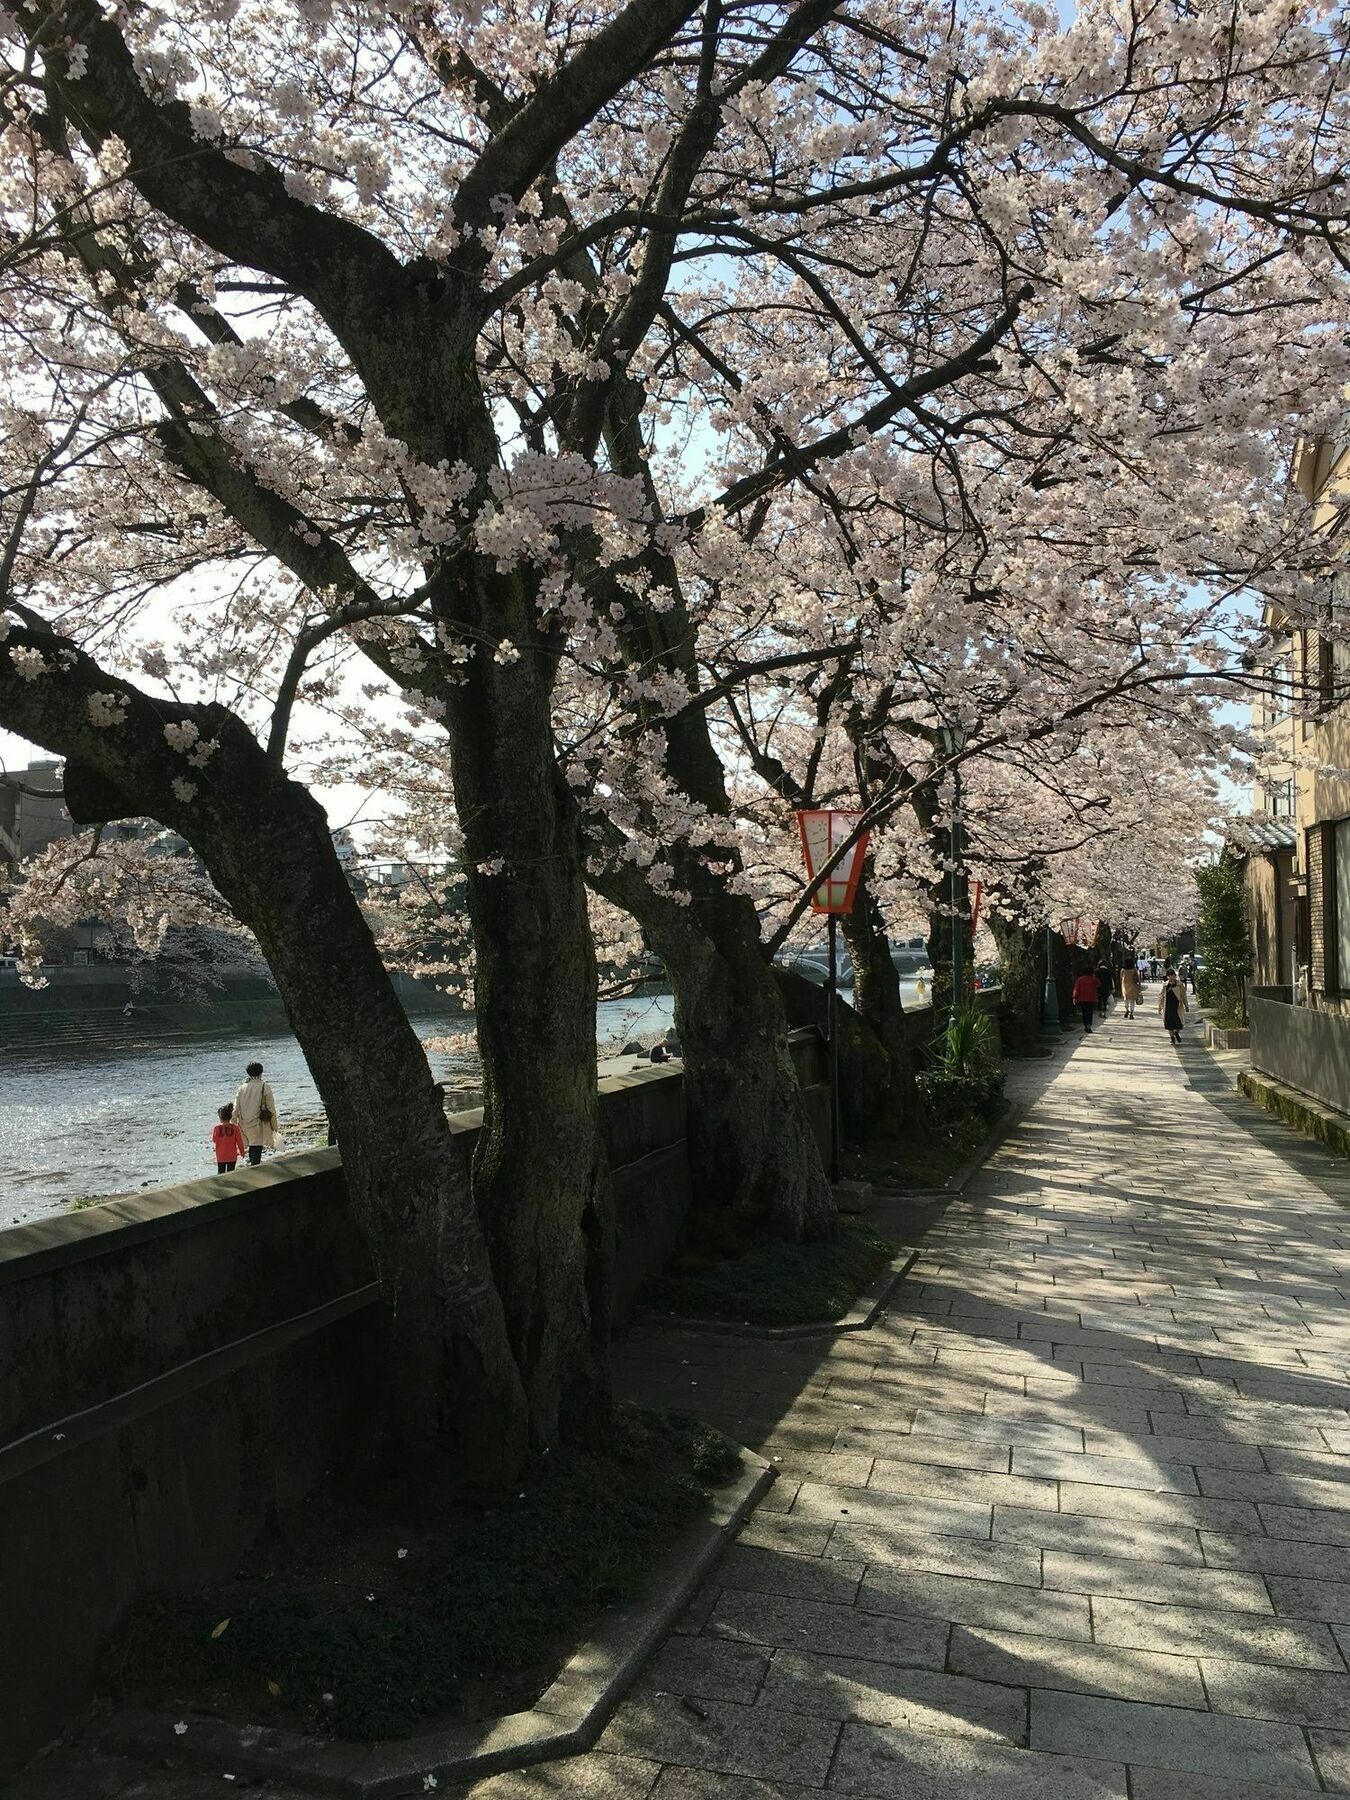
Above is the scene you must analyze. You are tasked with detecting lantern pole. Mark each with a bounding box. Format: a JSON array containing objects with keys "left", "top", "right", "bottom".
[
  {"left": 828, "top": 909, "right": 841, "bottom": 1183},
  {"left": 1042, "top": 922, "right": 1061, "bottom": 1034}
]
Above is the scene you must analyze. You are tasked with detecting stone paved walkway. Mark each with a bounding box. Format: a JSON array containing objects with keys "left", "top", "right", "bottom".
[{"left": 13, "top": 1013, "right": 1350, "bottom": 1799}]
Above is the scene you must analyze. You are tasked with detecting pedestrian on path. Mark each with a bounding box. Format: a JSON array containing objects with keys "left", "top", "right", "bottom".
[
  {"left": 1095, "top": 958, "right": 1113, "bottom": 1017},
  {"left": 233, "top": 1060, "right": 280, "bottom": 1166},
  {"left": 1120, "top": 962, "right": 1140, "bottom": 1018},
  {"left": 210, "top": 1103, "right": 247, "bottom": 1174},
  {"left": 1158, "top": 968, "right": 1188, "bottom": 1043},
  {"left": 1071, "top": 967, "right": 1100, "bottom": 1033}
]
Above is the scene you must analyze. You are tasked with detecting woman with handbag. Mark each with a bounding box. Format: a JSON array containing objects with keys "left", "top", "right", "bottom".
[
  {"left": 1158, "top": 970, "right": 1188, "bottom": 1045},
  {"left": 233, "top": 1060, "right": 280, "bottom": 1166}
]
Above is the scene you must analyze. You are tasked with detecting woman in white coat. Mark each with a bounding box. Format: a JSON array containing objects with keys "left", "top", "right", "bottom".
[{"left": 233, "top": 1060, "right": 280, "bottom": 1165}]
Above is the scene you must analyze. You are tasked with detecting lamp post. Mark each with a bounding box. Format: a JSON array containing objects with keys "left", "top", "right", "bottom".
[
  {"left": 938, "top": 722, "right": 968, "bottom": 1029},
  {"left": 796, "top": 808, "right": 869, "bottom": 1185},
  {"left": 1042, "top": 923, "right": 1061, "bottom": 1034}
]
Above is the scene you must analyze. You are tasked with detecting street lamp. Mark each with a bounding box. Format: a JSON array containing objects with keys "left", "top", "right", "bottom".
[
  {"left": 796, "top": 808, "right": 870, "bottom": 1185},
  {"left": 1042, "top": 922, "right": 1061, "bottom": 1034},
  {"left": 938, "top": 721, "right": 968, "bottom": 1028}
]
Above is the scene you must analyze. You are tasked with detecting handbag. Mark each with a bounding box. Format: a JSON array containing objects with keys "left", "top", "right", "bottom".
[{"left": 257, "top": 1084, "right": 274, "bottom": 1127}]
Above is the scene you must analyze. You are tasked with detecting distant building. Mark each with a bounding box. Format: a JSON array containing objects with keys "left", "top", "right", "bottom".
[{"left": 0, "top": 759, "right": 72, "bottom": 880}]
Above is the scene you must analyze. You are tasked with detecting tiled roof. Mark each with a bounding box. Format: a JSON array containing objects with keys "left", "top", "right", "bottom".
[{"left": 1226, "top": 817, "right": 1298, "bottom": 851}]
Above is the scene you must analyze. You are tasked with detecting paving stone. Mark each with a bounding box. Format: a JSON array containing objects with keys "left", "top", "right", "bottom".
[
  {"left": 716, "top": 1544, "right": 865, "bottom": 1607},
  {"left": 1201, "top": 1533, "right": 1350, "bottom": 1582},
  {"left": 908, "top": 1410, "right": 1085, "bottom": 1452},
  {"left": 1201, "top": 1659, "right": 1350, "bottom": 1727},
  {"left": 759, "top": 1649, "right": 1027, "bottom": 1738},
  {"left": 1196, "top": 1469, "right": 1350, "bottom": 1510},
  {"left": 991, "top": 1504, "right": 1203, "bottom": 1563},
  {"left": 640, "top": 1636, "right": 770, "bottom": 1706},
  {"left": 948, "top": 1624, "right": 1207, "bottom": 1706},
  {"left": 834, "top": 1427, "right": 1011, "bottom": 1472},
  {"left": 1013, "top": 1449, "right": 1202, "bottom": 1491},
  {"left": 1309, "top": 1727, "right": 1350, "bottom": 1792},
  {"left": 1057, "top": 1483, "right": 1263, "bottom": 1531},
  {"left": 455, "top": 1753, "right": 662, "bottom": 1799},
  {"left": 598, "top": 1695, "right": 840, "bottom": 1785},
  {"left": 705, "top": 1589, "right": 949, "bottom": 1668},
  {"left": 1042, "top": 1550, "right": 1271, "bottom": 1611},
  {"left": 737, "top": 1514, "right": 835, "bottom": 1556},
  {"left": 1259, "top": 1504, "right": 1350, "bottom": 1545},
  {"left": 791, "top": 1480, "right": 993, "bottom": 1538},
  {"left": 1127, "top": 1767, "right": 1340, "bottom": 1800},
  {"left": 827, "top": 1725, "right": 1128, "bottom": 1798},
  {"left": 1029, "top": 1689, "right": 1319, "bottom": 1784},
  {"left": 866, "top": 1460, "right": 1059, "bottom": 1510},
  {"left": 824, "top": 1525, "right": 1041, "bottom": 1586},
  {"left": 1082, "top": 1432, "right": 1267, "bottom": 1470},
  {"left": 1266, "top": 1575, "right": 1350, "bottom": 1623},
  {"left": 648, "top": 1770, "right": 820, "bottom": 1800},
  {"left": 1090, "top": 1597, "right": 1345, "bottom": 1668},
  {"left": 858, "top": 1567, "right": 1093, "bottom": 1639}
]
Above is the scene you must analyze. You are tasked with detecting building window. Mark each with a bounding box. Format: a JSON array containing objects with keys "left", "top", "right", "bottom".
[
  {"left": 1262, "top": 648, "right": 1294, "bottom": 726},
  {"left": 1267, "top": 780, "right": 1294, "bottom": 819}
]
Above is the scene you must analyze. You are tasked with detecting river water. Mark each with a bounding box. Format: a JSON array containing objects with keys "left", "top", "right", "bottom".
[
  {"left": 0, "top": 977, "right": 933, "bottom": 1228},
  {"left": 0, "top": 990, "right": 679, "bottom": 1227}
]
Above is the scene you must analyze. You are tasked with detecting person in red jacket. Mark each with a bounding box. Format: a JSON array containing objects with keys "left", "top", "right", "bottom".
[
  {"left": 1071, "top": 967, "right": 1100, "bottom": 1034},
  {"left": 211, "top": 1103, "right": 248, "bottom": 1173}
]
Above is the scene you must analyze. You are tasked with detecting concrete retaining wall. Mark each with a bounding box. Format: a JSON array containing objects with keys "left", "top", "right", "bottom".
[
  {"left": 1249, "top": 994, "right": 1350, "bottom": 1117},
  {"left": 0, "top": 1038, "right": 828, "bottom": 1770}
]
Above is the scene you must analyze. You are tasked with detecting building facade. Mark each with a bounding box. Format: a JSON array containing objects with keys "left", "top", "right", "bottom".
[{"left": 1243, "top": 430, "right": 1350, "bottom": 1008}]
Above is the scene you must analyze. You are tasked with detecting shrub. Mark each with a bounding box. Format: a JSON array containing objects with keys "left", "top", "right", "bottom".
[{"left": 1195, "top": 849, "right": 1250, "bottom": 1028}]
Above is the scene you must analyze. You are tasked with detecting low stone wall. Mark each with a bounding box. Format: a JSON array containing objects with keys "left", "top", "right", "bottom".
[
  {"left": 0, "top": 1039, "right": 828, "bottom": 1772},
  {"left": 1249, "top": 994, "right": 1350, "bottom": 1117}
]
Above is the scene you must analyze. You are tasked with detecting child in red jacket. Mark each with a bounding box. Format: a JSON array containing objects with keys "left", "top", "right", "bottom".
[
  {"left": 211, "top": 1103, "right": 248, "bottom": 1173},
  {"left": 1071, "top": 970, "right": 1100, "bottom": 1034}
]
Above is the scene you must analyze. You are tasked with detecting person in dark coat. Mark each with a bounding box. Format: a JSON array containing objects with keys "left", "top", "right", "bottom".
[
  {"left": 1158, "top": 968, "right": 1189, "bottom": 1044},
  {"left": 1095, "top": 959, "right": 1113, "bottom": 1017}
]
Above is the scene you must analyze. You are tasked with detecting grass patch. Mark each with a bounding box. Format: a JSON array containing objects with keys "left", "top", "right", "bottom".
[
  {"left": 108, "top": 1405, "right": 738, "bottom": 1742},
  {"left": 861, "top": 1112, "right": 993, "bottom": 1190},
  {"left": 646, "top": 1215, "right": 895, "bottom": 1325}
]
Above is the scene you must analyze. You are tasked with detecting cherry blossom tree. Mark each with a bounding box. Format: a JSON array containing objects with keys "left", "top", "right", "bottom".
[{"left": 2, "top": 0, "right": 1347, "bottom": 1471}]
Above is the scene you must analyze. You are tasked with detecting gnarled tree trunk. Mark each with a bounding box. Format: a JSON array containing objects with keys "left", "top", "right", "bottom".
[{"left": 840, "top": 871, "right": 916, "bottom": 1126}]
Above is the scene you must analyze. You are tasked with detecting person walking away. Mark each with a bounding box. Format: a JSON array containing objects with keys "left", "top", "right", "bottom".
[
  {"left": 1120, "top": 963, "right": 1140, "bottom": 1018},
  {"left": 1072, "top": 967, "right": 1100, "bottom": 1033},
  {"left": 211, "top": 1103, "right": 248, "bottom": 1173},
  {"left": 1095, "top": 958, "right": 1113, "bottom": 1017},
  {"left": 233, "top": 1060, "right": 280, "bottom": 1165},
  {"left": 1159, "top": 969, "right": 1188, "bottom": 1044}
]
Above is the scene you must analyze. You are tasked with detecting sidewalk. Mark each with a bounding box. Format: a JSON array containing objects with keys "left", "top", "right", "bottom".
[{"left": 13, "top": 1010, "right": 1350, "bottom": 1798}]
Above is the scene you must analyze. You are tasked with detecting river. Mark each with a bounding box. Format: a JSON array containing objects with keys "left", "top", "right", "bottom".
[
  {"left": 0, "top": 991, "right": 679, "bottom": 1227},
  {"left": 0, "top": 978, "right": 932, "bottom": 1228}
]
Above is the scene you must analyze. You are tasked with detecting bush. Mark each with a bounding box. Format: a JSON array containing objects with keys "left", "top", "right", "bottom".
[
  {"left": 917, "top": 1063, "right": 1005, "bottom": 1126},
  {"left": 1195, "top": 849, "right": 1250, "bottom": 1028},
  {"left": 918, "top": 1000, "right": 1005, "bottom": 1127}
]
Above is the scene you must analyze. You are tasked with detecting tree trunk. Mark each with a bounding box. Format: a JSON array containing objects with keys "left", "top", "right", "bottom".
[
  {"left": 629, "top": 880, "right": 837, "bottom": 1241},
  {"left": 839, "top": 874, "right": 916, "bottom": 1125},
  {"left": 442, "top": 563, "right": 611, "bottom": 1450},
  {"left": 910, "top": 785, "right": 971, "bottom": 1024},
  {"left": 987, "top": 913, "right": 1044, "bottom": 1053},
  {"left": 59, "top": 736, "right": 534, "bottom": 1489}
]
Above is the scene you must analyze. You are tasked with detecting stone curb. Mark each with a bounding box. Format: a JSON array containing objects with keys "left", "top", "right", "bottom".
[
  {"left": 87, "top": 1450, "right": 774, "bottom": 1797},
  {"left": 1236, "top": 1067, "right": 1350, "bottom": 1160}
]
